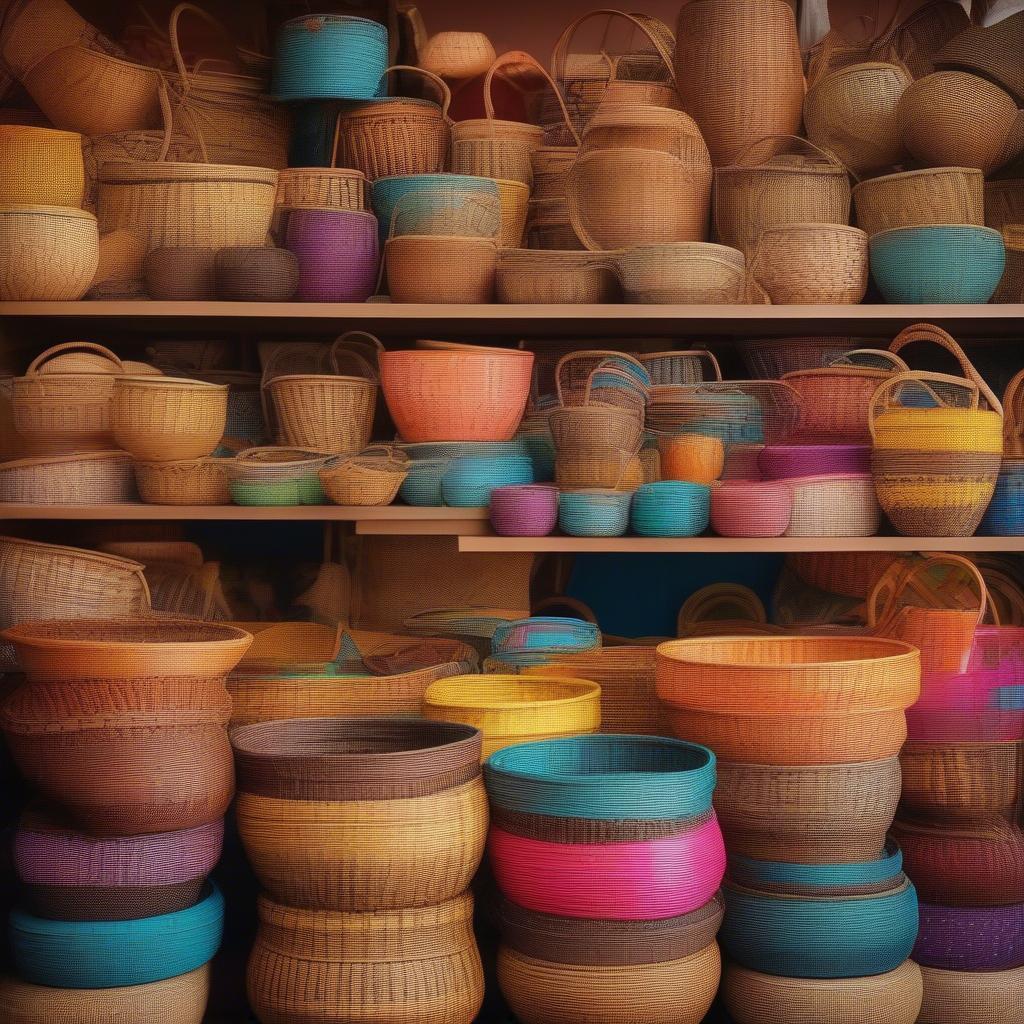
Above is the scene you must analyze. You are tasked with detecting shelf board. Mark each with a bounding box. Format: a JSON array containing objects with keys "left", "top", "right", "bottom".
[
  {"left": 2, "top": 302, "right": 1023, "bottom": 337},
  {"left": 458, "top": 534, "right": 1024, "bottom": 553}
]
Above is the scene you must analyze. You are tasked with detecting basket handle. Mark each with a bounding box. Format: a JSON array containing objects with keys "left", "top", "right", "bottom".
[
  {"left": 481, "top": 50, "right": 580, "bottom": 146},
  {"left": 867, "top": 552, "right": 989, "bottom": 631},
  {"left": 168, "top": 2, "right": 240, "bottom": 96},
  {"left": 554, "top": 349, "right": 648, "bottom": 406},
  {"left": 828, "top": 348, "right": 910, "bottom": 371},
  {"left": 1003, "top": 368, "right": 1024, "bottom": 456},
  {"left": 379, "top": 63, "right": 452, "bottom": 120},
  {"left": 328, "top": 337, "right": 378, "bottom": 380},
  {"left": 677, "top": 583, "right": 766, "bottom": 636},
  {"left": 333, "top": 330, "right": 385, "bottom": 367},
  {"left": 867, "top": 370, "right": 980, "bottom": 442},
  {"left": 25, "top": 342, "right": 124, "bottom": 375},
  {"left": 888, "top": 323, "right": 1002, "bottom": 414},
  {"left": 662, "top": 349, "right": 724, "bottom": 383},
  {"left": 728, "top": 133, "right": 852, "bottom": 177}
]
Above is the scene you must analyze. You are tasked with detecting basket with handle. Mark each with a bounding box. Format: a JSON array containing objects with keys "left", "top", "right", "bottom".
[
  {"left": 713, "top": 136, "right": 853, "bottom": 259},
  {"left": 675, "top": 583, "right": 768, "bottom": 637},
  {"left": 336, "top": 65, "right": 452, "bottom": 180},
  {"left": 552, "top": 10, "right": 679, "bottom": 132},
  {"left": 581, "top": 104, "right": 708, "bottom": 161},
  {"left": 12, "top": 342, "right": 125, "bottom": 454},
  {"left": 638, "top": 350, "right": 722, "bottom": 388},
  {"left": 852, "top": 166, "right": 984, "bottom": 236},
  {"left": 783, "top": 348, "right": 910, "bottom": 444}
]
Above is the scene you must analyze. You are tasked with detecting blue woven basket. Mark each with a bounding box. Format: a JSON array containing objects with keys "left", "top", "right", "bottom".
[
  {"left": 490, "top": 616, "right": 601, "bottom": 666},
  {"left": 441, "top": 455, "right": 534, "bottom": 507},
  {"left": 631, "top": 481, "right": 710, "bottom": 537},
  {"left": 719, "top": 877, "right": 919, "bottom": 979},
  {"left": 558, "top": 489, "right": 632, "bottom": 537},
  {"left": 399, "top": 458, "right": 449, "bottom": 506},
  {"left": 484, "top": 735, "right": 717, "bottom": 821},
  {"left": 728, "top": 842, "right": 904, "bottom": 891},
  {"left": 10, "top": 883, "right": 224, "bottom": 989},
  {"left": 980, "top": 465, "right": 1024, "bottom": 535},
  {"left": 273, "top": 15, "right": 388, "bottom": 101},
  {"left": 371, "top": 174, "right": 499, "bottom": 245},
  {"left": 518, "top": 433, "right": 556, "bottom": 482},
  {"left": 870, "top": 225, "right": 1006, "bottom": 303}
]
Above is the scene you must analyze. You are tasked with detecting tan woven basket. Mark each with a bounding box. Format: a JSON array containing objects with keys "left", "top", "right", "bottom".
[
  {"left": 0, "top": 451, "right": 135, "bottom": 504},
  {"left": 496, "top": 249, "right": 619, "bottom": 304},
  {"left": 134, "top": 458, "right": 231, "bottom": 505},
  {"left": 750, "top": 224, "right": 869, "bottom": 305},
  {"left": 984, "top": 179, "right": 1024, "bottom": 232},
  {"left": 525, "top": 198, "right": 583, "bottom": 250},
  {"left": 0, "top": 125, "right": 85, "bottom": 207},
  {"left": 616, "top": 243, "right": 751, "bottom": 304},
  {"left": 852, "top": 167, "right": 984, "bottom": 236},
  {"left": 320, "top": 452, "right": 408, "bottom": 506},
  {"left": 275, "top": 167, "right": 366, "bottom": 213},
  {"left": 581, "top": 104, "right": 710, "bottom": 162},
  {"left": 386, "top": 235, "right": 498, "bottom": 303},
  {"left": 917, "top": 964, "right": 1024, "bottom": 1024},
  {"left": 0, "top": 205, "right": 99, "bottom": 301},
  {"left": 713, "top": 136, "right": 852, "bottom": 259},
  {"left": 112, "top": 376, "right": 228, "bottom": 462},
  {"left": 994, "top": 224, "right": 1024, "bottom": 304},
  {"left": 420, "top": 31, "right": 496, "bottom": 79},
  {"left": 785, "top": 473, "right": 881, "bottom": 537},
  {"left": 804, "top": 62, "right": 911, "bottom": 177}
]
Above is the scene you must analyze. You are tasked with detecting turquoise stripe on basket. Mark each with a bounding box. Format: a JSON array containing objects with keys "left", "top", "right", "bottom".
[
  {"left": 371, "top": 174, "right": 499, "bottom": 245},
  {"left": 728, "top": 842, "right": 904, "bottom": 890},
  {"left": 441, "top": 455, "right": 534, "bottom": 507},
  {"left": 869, "top": 225, "right": 1005, "bottom": 304},
  {"left": 558, "top": 489, "right": 632, "bottom": 537},
  {"left": 980, "top": 466, "right": 1024, "bottom": 535},
  {"left": 10, "top": 883, "right": 224, "bottom": 989}
]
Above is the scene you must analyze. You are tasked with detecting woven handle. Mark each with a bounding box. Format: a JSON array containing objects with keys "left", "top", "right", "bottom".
[
  {"left": 554, "top": 349, "right": 647, "bottom": 406},
  {"left": 328, "top": 337, "right": 378, "bottom": 380},
  {"left": 829, "top": 348, "right": 909, "bottom": 371},
  {"left": 867, "top": 371, "right": 980, "bottom": 443},
  {"left": 888, "top": 323, "right": 1003, "bottom": 415},
  {"left": 481, "top": 50, "right": 581, "bottom": 146},
  {"left": 677, "top": 584, "right": 766, "bottom": 635},
  {"left": 1002, "top": 368, "right": 1024, "bottom": 456},
  {"left": 168, "top": 3, "right": 239, "bottom": 95},
  {"left": 26, "top": 342, "right": 124, "bottom": 375},
  {"left": 867, "top": 553, "right": 989, "bottom": 630},
  {"left": 729, "top": 134, "right": 850, "bottom": 175},
  {"left": 669, "top": 350, "right": 724, "bottom": 383},
  {"left": 381, "top": 64, "right": 452, "bottom": 119}
]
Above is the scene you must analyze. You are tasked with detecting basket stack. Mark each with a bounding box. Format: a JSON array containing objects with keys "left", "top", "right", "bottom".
[
  {"left": 879, "top": 555, "right": 1024, "bottom": 1018},
  {"left": 657, "top": 633, "right": 924, "bottom": 1014},
  {"left": 485, "top": 735, "right": 726, "bottom": 1024},
  {"left": 0, "top": 618, "right": 251, "bottom": 1017},
  {"left": 232, "top": 717, "right": 487, "bottom": 1024}
]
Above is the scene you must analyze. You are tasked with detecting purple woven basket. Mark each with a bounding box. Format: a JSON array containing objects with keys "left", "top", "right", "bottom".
[
  {"left": 758, "top": 444, "right": 871, "bottom": 480},
  {"left": 490, "top": 484, "right": 560, "bottom": 536},
  {"left": 286, "top": 208, "right": 379, "bottom": 302},
  {"left": 913, "top": 901, "right": 1024, "bottom": 971}
]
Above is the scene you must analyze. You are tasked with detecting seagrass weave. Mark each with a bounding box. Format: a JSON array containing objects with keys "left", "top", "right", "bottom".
[
  {"left": 232, "top": 717, "right": 487, "bottom": 909},
  {"left": 852, "top": 167, "right": 984, "bottom": 236},
  {"left": 248, "top": 893, "right": 484, "bottom": 1024},
  {"left": 616, "top": 243, "right": 750, "bottom": 304},
  {"left": 320, "top": 452, "right": 408, "bottom": 506},
  {"left": 496, "top": 249, "right": 619, "bottom": 304},
  {"left": 420, "top": 31, "right": 496, "bottom": 79},
  {"left": 0, "top": 451, "right": 135, "bottom": 504},
  {"left": 214, "top": 247, "right": 299, "bottom": 302},
  {"left": 750, "top": 224, "right": 868, "bottom": 305},
  {"left": 275, "top": 166, "right": 366, "bottom": 213},
  {"left": 917, "top": 964, "right": 1024, "bottom": 1024},
  {"left": 134, "top": 458, "right": 230, "bottom": 505}
]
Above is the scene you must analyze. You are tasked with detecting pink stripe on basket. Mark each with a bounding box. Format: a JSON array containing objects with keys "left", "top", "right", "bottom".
[
  {"left": 13, "top": 818, "right": 224, "bottom": 886},
  {"left": 489, "top": 814, "right": 726, "bottom": 920}
]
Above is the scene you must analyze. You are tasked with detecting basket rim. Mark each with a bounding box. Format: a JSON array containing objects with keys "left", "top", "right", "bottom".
[
  {"left": 97, "top": 161, "right": 278, "bottom": 185},
  {"left": 0, "top": 618, "right": 253, "bottom": 651},
  {"left": 0, "top": 451, "right": 131, "bottom": 471},
  {"left": 277, "top": 166, "right": 367, "bottom": 180},
  {"left": 425, "top": 674, "right": 601, "bottom": 711},
  {"left": 870, "top": 224, "right": 1003, "bottom": 242},
  {"left": 852, "top": 166, "right": 983, "bottom": 193},
  {"left": 116, "top": 375, "right": 228, "bottom": 391},
  {"left": 657, "top": 634, "right": 917, "bottom": 670},
  {"left": 0, "top": 204, "right": 97, "bottom": 222}
]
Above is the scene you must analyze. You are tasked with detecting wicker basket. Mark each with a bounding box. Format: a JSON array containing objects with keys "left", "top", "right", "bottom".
[
  {"left": 804, "top": 62, "right": 911, "bottom": 177},
  {"left": 248, "top": 893, "right": 484, "bottom": 1024},
  {"left": 785, "top": 473, "right": 881, "bottom": 537},
  {"left": 496, "top": 249, "right": 619, "bottom": 304},
  {"left": 143, "top": 245, "right": 217, "bottom": 300},
  {"left": 616, "top": 243, "right": 750, "bottom": 304},
  {"left": 214, "top": 246, "right": 299, "bottom": 302},
  {"left": 134, "top": 458, "right": 230, "bottom": 505},
  {"left": 714, "top": 136, "right": 852, "bottom": 259},
  {"left": 112, "top": 376, "right": 228, "bottom": 462},
  {"left": 0, "top": 451, "right": 135, "bottom": 504},
  {"left": 386, "top": 234, "right": 498, "bottom": 302},
  {"left": 320, "top": 452, "right": 408, "bottom": 506},
  {"left": 0, "top": 205, "right": 99, "bottom": 301},
  {"left": 232, "top": 717, "right": 487, "bottom": 909},
  {"left": 420, "top": 31, "right": 496, "bottom": 79},
  {"left": 917, "top": 964, "right": 1024, "bottom": 1024},
  {"left": 0, "top": 125, "right": 85, "bottom": 207},
  {"left": 750, "top": 223, "right": 869, "bottom": 305},
  {"left": 675, "top": 0, "right": 804, "bottom": 166},
  {"left": 852, "top": 166, "right": 984, "bottom": 236},
  {"left": 275, "top": 166, "right": 366, "bottom": 216}
]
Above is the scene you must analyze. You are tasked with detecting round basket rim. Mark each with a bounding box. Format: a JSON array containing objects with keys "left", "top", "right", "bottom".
[
  {"left": 425, "top": 674, "right": 600, "bottom": 711},
  {"left": 0, "top": 204, "right": 97, "bottom": 223}
]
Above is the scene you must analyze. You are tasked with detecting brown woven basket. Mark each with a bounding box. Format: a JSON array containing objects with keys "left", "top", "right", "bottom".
[
  {"left": 142, "top": 245, "right": 217, "bottom": 300},
  {"left": 214, "top": 246, "right": 299, "bottom": 302},
  {"left": 496, "top": 249, "right": 619, "bottom": 304},
  {"left": 275, "top": 166, "right": 366, "bottom": 216},
  {"left": 852, "top": 166, "right": 984, "bottom": 236},
  {"left": 134, "top": 458, "right": 230, "bottom": 505},
  {"left": 386, "top": 235, "right": 499, "bottom": 303},
  {"left": 0, "top": 451, "right": 135, "bottom": 504},
  {"left": 714, "top": 757, "right": 902, "bottom": 863},
  {"left": 616, "top": 243, "right": 751, "bottom": 304},
  {"left": 248, "top": 893, "right": 484, "bottom": 1024},
  {"left": 994, "top": 224, "right": 1024, "bottom": 304},
  {"left": 420, "top": 31, "right": 496, "bottom": 79},
  {"left": 320, "top": 452, "right": 408, "bottom": 506},
  {"left": 714, "top": 136, "right": 852, "bottom": 259},
  {"left": 918, "top": 964, "right": 1024, "bottom": 1023},
  {"left": 750, "top": 224, "right": 869, "bottom": 305}
]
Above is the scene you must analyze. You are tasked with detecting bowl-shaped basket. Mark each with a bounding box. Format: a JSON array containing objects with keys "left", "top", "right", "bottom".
[{"left": 711, "top": 480, "right": 792, "bottom": 538}]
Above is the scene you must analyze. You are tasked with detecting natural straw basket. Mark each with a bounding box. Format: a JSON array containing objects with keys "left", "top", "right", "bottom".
[
  {"left": 750, "top": 224, "right": 869, "bottom": 305},
  {"left": 248, "top": 893, "right": 484, "bottom": 1024},
  {"left": 275, "top": 166, "right": 366, "bottom": 214},
  {"left": 804, "top": 62, "right": 911, "bottom": 177},
  {"left": 320, "top": 452, "right": 408, "bottom": 506},
  {"left": 852, "top": 166, "right": 984, "bottom": 236},
  {"left": 112, "top": 376, "right": 228, "bottom": 462},
  {"left": 134, "top": 458, "right": 230, "bottom": 505},
  {"left": 142, "top": 245, "right": 217, "bottom": 300},
  {"left": 0, "top": 451, "right": 135, "bottom": 504},
  {"left": 214, "top": 246, "right": 299, "bottom": 302},
  {"left": 232, "top": 717, "right": 487, "bottom": 909},
  {"left": 420, "top": 31, "right": 496, "bottom": 79},
  {"left": 785, "top": 473, "right": 881, "bottom": 537},
  {"left": 616, "top": 243, "right": 750, "bottom": 304},
  {"left": 713, "top": 136, "right": 852, "bottom": 259},
  {"left": 496, "top": 249, "right": 620, "bottom": 304},
  {"left": 0, "top": 205, "right": 99, "bottom": 301},
  {"left": 0, "top": 125, "right": 85, "bottom": 207},
  {"left": 385, "top": 234, "right": 498, "bottom": 303}
]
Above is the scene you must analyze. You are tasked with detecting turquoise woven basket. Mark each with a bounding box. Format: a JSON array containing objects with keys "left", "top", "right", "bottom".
[
  {"left": 980, "top": 463, "right": 1024, "bottom": 536},
  {"left": 490, "top": 616, "right": 601, "bottom": 666},
  {"left": 371, "top": 174, "right": 499, "bottom": 245},
  {"left": 728, "top": 842, "right": 905, "bottom": 891},
  {"left": 631, "top": 481, "right": 710, "bottom": 537},
  {"left": 441, "top": 455, "right": 534, "bottom": 507},
  {"left": 9, "top": 883, "right": 224, "bottom": 989},
  {"left": 273, "top": 15, "right": 388, "bottom": 101},
  {"left": 399, "top": 458, "right": 449, "bottom": 506},
  {"left": 558, "top": 489, "right": 632, "bottom": 537},
  {"left": 869, "top": 225, "right": 1006, "bottom": 303},
  {"left": 719, "top": 877, "right": 919, "bottom": 979}
]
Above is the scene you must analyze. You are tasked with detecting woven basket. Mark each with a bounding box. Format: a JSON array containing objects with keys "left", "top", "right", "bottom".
[
  {"left": 567, "top": 146, "right": 711, "bottom": 250},
  {"left": 134, "top": 458, "right": 230, "bottom": 505},
  {"left": 232, "top": 717, "right": 487, "bottom": 909},
  {"left": 248, "top": 893, "right": 484, "bottom": 1024},
  {"left": 386, "top": 234, "right": 498, "bottom": 302},
  {"left": 319, "top": 452, "right": 407, "bottom": 506},
  {"left": 714, "top": 136, "right": 852, "bottom": 259},
  {"left": 337, "top": 65, "right": 452, "bottom": 180},
  {"left": 852, "top": 166, "right": 984, "bottom": 236},
  {"left": 675, "top": 0, "right": 804, "bottom": 166},
  {"left": 112, "top": 376, "right": 227, "bottom": 462},
  {"left": 498, "top": 942, "right": 720, "bottom": 1024},
  {"left": 581, "top": 104, "right": 708, "bottom": 160},
  {"left": 616, "top": 243, "right": 750, "bottom": 304},
  {"left": 993, "top": 223, "right": 1024, "bottom": 304},
  {"left": 918, "top": 964, "right": 1024, "bottom": 1024},
  {"left": 804, "top": 62, "right": 911, "bottom": 177},
  {"left": 714, "top": 757, "right": 902, "bottom": 863},
  {"left": 785, "top": 473, "right": 881, "bottom": 537},
  {"left": 0, "top": 451, "right": 135, "bottom": 504},
  {"left": 751, "top": 223, "right": 869, "bottom": 304},
  {"left": 915, "top": 900, "right": 1024, "bottom": 972},
  {"left": 0, "top": 963, "right": 211, "bottom": 1024},
  {"left": 214, "top": 246, "right": 298, "bottom": 302},
  {"left": 424, "top": 675, "right": 600, "bottom": 757},
  {"left": 275, "top": 166, "right": 366, "bottom": 214},
  {"left": 0, "top": 205, "right": 99, "bottom": 301},
  {"left": 142, "top": 245, "right": 217, "bottom": 300},
  {"left": 722, "top": 961, "right": 924, "bottom": 1024},
  {"left": 496, "top": 249, "right": 619, "bottom": 304},
  {"left": 420, "top": 31, "right": 496, "bottom": 79},
  {"left": 0, "top": 125, "right": 85, "bottom": 207},
  {"left": 227, "top": 447, "right": 330, "bottom": 506}
]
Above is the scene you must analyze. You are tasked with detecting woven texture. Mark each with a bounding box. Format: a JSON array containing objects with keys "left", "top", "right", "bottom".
[
  {"left": 0, "top": 452, "right": 135, "bottom": 504},
  {"left": 0, "top": 205, "right": 99, "bottom": 301},
  {"left": 0, "top": 125, "right": 85, "bottom": 207},
  {"left": 617, "top": 243, "right": 749, "bottom": 304},
  {"left": 917, "top": 964, "right": 1024, "bottom": 1024},
  {"left": 914, "top": 901, "right": 1024, "bottom": 972},
  {"left": 286, "top": 208, "right": 379, "bottom": 302},
  {"left": 852, "top": 167, "right": 984, "bottom": 235},
  {"left": 215, "top": 247, "right": 299, "bottom": 302},
  {"left": 751, "top": 224, "right": 868, "bottom": 305}
]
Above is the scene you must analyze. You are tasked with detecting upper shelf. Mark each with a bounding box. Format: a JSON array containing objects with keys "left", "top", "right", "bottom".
[{"left": 2, "top": 302, "right": 1024, "bottom": 337}]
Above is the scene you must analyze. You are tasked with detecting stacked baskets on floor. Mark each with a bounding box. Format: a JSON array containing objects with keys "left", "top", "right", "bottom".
[
  {"left": 0, "top": 618, "right": 252, "bottom": 1019},
  {"left": 232, "top": 717, "right": 488, "bottom": 1023},
  {"left": 485, "top": 735, "right": 726, "bottom": 1024},
  {"left": 656, "top": 633, "right": 925, "bottom": 1020}
]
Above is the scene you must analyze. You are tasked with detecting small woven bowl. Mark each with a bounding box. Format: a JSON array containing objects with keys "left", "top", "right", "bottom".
[
  {"left": 143, "top": 246, "right": 217, "bottom": 301},
  {"left": 631, "top": 482, "right": 711, "bottom": 538},
  {"left": 558, "top": 488, "right": 632, "bottom": 537},
  {"left": 711, "top": 480, "right": 792, "bottom": 537},
  {"left": 215, "top": 247, "right": 299, "bottom": 302},
  {"left": 320, "top": 456, "right": 408, "bottom": 506},
  {"left": 489, "top": 484, "right": 559, "bottom": 536}
]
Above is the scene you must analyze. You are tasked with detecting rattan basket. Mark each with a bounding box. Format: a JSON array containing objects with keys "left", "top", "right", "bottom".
[
  {"left": 134, "top": 458, "right": 231, "bottom": 505},
  {"left": 0, "top": 205, "right": 99, "bottom": 300},
  {"left": 0, "top": 451, "right": 135, "bottom": 504},
  {"left": 496, "top": 249, "right": 619, "bottom": 304},
  {"left": 616, "top": 243, "right": 751, "bottom": 304},
  {"left": 320, "top": 451, "right": 408, "bottom": 506},
  {"left": 852, "top": 166, "right": 984, "bottom": 236},
  {"left": 750, "top": 224, "right": 869, "bottom": 305}
]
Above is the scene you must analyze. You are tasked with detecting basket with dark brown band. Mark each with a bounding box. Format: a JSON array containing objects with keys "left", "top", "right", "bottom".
[
  {"left": 490, "top": 805, "right": 716, "bottom": 845},
  {"left": 22, "top": 877, "right": 206, "bottom": 921}
]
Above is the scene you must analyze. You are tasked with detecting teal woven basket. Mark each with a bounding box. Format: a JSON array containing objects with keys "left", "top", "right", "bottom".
[
  {"left": 869, "top": 225, "right": 1005, "bottom": 303},
  {"left": 631, "top": 481, "right": 710, "bottom": 537},
  {"left": 728, "top": 842, "right": 905, "bottom": 892},
  {"left": 399, "top": 458, "right": 449, "bottom": 506},
  {"left": 558, "top": 489, "right": 632, "bottom": 537},
  {"left": 371, "top": 174, "right": 499, "bottom": 245},
  {"left": 441, "top": 455, "right": 534, "bottom": 507},
  {"left": 272, "top": 15, "right": 388, "bottom": 101}
]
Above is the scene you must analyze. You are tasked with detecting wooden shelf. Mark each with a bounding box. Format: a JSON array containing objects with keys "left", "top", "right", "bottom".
[
  {"left": 3, "top": 302, "right": 1023, "bottom": 337},
  {"left": 458, "top": 534, "right": 1024, "bottom": 553}
]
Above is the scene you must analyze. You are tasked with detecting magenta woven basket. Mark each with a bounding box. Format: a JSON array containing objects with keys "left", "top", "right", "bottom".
[
  {"left": 758, "top": 444, "right": 871, "bottom": 480},
  {"left": 286, "top": 209, "right": 379, "bottom": 302},
  {"left": 913, "top": 901, "right": 1024, "bottom": 971},
  {"left": 489, "top": 484, "right": 560, "bottom": 537}
]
